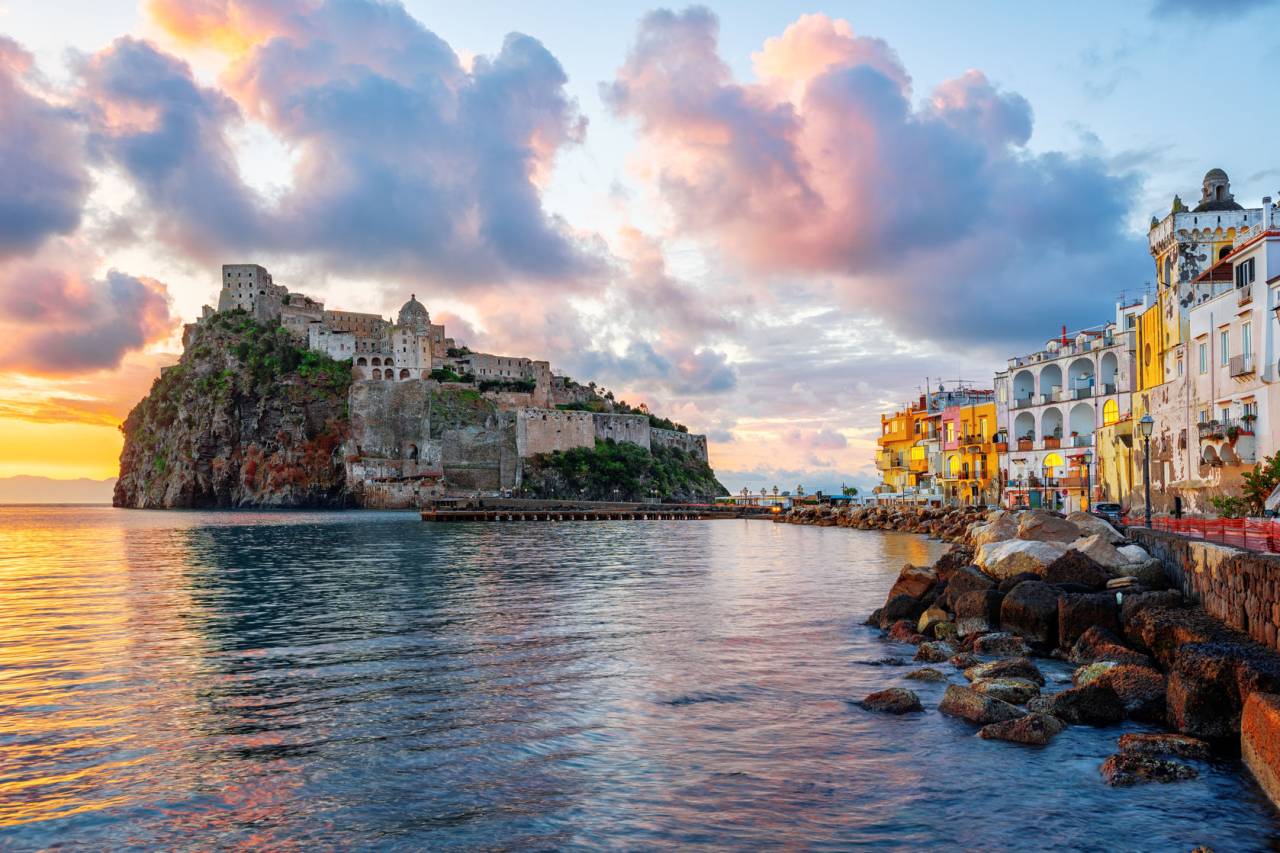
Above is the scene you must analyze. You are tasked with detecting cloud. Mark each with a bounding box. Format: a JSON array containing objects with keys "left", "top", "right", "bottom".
[
  {"left": 606, "top": 8, "right": 1148, "bottom": 349},
  {"left": 91, "top": 0, "right": 598, "bottom": 285},
  {"left": 0, "top": 259, "right": 175, "bottom": 373},
  {"left": 0, "top": 36, "right": 91, "bottom": 257}
]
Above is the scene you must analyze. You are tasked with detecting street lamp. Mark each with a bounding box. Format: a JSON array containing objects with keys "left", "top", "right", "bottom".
[
  {"left": 1138, "top": 413, "right": 1155, "bottom": 528},
  {"left": 1081, "top": 448, "right": 1093, "bottom": 513}
]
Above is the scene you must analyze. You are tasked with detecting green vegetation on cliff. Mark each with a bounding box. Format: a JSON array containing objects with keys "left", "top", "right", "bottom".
[
  {"left": 114, "top": 311, "right": 353, "bottom": 508},
  {"left": 520, "top": 439, "right": 726, "bottom": 502}
]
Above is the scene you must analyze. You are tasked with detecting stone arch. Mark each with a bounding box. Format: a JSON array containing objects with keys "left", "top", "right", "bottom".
[
  {"left": 371, "top": 357, "right": 381, "bottom": 366},
  {"left": 1041, "top": 406, "right": 1063, "bottom": 439},
  {"left": 1013, "top": 370, "right": 1035, "bottom": 403},
  {"left": 356, "top": 357, "right": 368, "bottom": 366},
  {"left": 372, "top": 368, "right": 382, "bottom": 380},
  {"left": 400, "top": 368, "right": 410, "bottom": 380},
  {"left": 1219, "top": 245, "right": 1232, "bottom": 260},
  {"left": 1099, "top": 351, "right": 1118, "bottom": 388},
  {"left": 384, "top": 357, "right": 394, "bottom": 367},
  {"left": 1039, "top": 363, "right": 1062, "bottom": 397},
  {"left": 1103, "top": 399, "right": 1119, "bottom": 426},
  {"left": 1014, "top": 411, "right": 1035, "bottom": 441},
  {"left": 1069, "top": 401, "right": 1095, "bottom": 437},
  {"left": 1067, "top": 357, "right": 1094, "bottom": 394}
]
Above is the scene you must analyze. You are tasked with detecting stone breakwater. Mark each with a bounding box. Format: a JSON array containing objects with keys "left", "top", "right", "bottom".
[
  {"left": 850, "top": 507, "right": 1280, "bottom": 802},
  {"left": 780, "top": 504, "right": 986, "bottom": 542}
]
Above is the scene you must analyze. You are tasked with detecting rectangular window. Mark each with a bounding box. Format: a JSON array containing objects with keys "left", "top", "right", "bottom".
[
  {"left": 1177, "top": 358, "right": 1184, "bottom": 377},
  {"left": 1236, "top": 257, "right": 1256, "bottom": 289},
  {"left": 1220, "top": 331, "right": 1230, "bottom": 366},
  {"left": 1243, "top": 323, "right": 1252, "bottom": 358},
  {"left": 1222, "top": 406, "right": 1231, "bottom": 423},
  {"left": 946, "top": 422, "right": 955, "bottom": 443},
  {"left": 1199, "top": 343, "right": 1208, "bottom": 374}
]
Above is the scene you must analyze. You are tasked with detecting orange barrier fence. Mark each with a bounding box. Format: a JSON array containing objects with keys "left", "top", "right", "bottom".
[{"left": 1122, "top": 515, "right": 1280, "bottom": 554}]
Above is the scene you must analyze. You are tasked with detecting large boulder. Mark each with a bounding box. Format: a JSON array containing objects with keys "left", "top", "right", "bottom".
[
  {"left": 905, "top": 667, "right": 947, "bottom": 682},
  {"left": 963, "top": 657, "right": 1045, "bottom": 686},
  {"left": 1070, "top": 534, "right": 1129, "bottom": 569},
  {"left": 973, "top": 632, "right": 1031, "bottom": 657},
  {"left": 979, "top": 712, "right": 1064, "bottom": 745},
  {"left": 1095, "top": 665, "right": 1167, "bottom": 722},
  {"left": 1041, "top": 550, "right": 1112, "bottom": 590},
  {"left": 1070, "top": 625, "right": 1150, "bottom": 665},
  {"left": 932, "top": 545, "right": 976, "bottom": 581},
  {"left": 1058, "top": 592, "right": 1121, "bottom": 649},
  {"left": 857, "top": 687, "right": 923, "bottom": 714},
  {"left": 1072, "top": 661, "right": 1119, "bottom": 687},
  {"left": 972, "top": 514, "right": 1018, "bottom": 547},
  {"left": 917, "top": 605, "right": 950, "bottom": 637},
  {"left": 880, "top": 594, "right": 925, "bottom": 629},
  {"left": 977, "top": 539, "right": 1068, "bottom": 580},
  {"left": 971, "top": 677, "right": 1040, "bottom": 704},
  {"left": 1115, "top": 559, "right": 1170, "bottom": 590},
  {"left": 915, "top": 641, "right": 953, "bottom": 663},
  {"left": 1166, "top": 642, "right": 1248, "bottom": 739},
  {"left": 1119, "top": 590, "right": 1183, "bottom": 627},
  {"left": 1100, "top": 752, "right": 1198, "bottom": 786},
  {"left": 997, "top": 572, "right": 1042, "bottom": 593},
  {"left": 938, "top": 684, "right": 1023, "bottom": 725},
  {"left": 1117, "top": 732, "right": 1211, "bottom": 760},
  {"left": 1117, "top": 544, "right": 1150, "bottom": 564},
  {"left": 887, "top": 620, "right": 926, "bottom": 644},
  {"left": 1048, "top": 682, "right": 1126, "bottom": 726},
  {"left": 1016, "top": 511, "right": 1081, "bottom": 543},
  {"left": 942, "top": 566, "right": 996, "bottom": 610},
  {"left": 1000, "top": 580, "right": 1059, "bottom": 647},
  {"left": 888, "top": 563, "right": 939, "bottom": 601},
  {"left": 1066, "top": 511, "right": 1124, "bottom": 543},
  {"left": 954, "top": 589, "right": 1004, "bottom": 637}
]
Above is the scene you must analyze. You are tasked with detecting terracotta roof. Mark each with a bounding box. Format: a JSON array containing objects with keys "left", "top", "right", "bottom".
[{"left": 1195, "top": 258, "right": 1234, "bottom": 284}]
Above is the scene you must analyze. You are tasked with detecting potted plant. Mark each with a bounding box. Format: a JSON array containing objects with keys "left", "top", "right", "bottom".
[{"left": 1227, "top": 424, "right": 1241, "bottom": 443}]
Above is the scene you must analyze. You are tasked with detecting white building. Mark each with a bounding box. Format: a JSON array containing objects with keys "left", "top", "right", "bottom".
[{"left": 993, "top": 299, "right": 1144, "bottom": 511}]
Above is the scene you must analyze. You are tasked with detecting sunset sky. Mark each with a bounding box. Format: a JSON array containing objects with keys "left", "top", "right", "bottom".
[{"left": 2, "top": 0, "right": 1278, "bottom": 495}]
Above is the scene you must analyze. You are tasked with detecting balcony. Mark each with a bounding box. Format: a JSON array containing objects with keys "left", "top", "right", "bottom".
[
  {"left": 1230, "top": 354, "right": 1255, "bottom": 378},
  {"left": 1013, "top": 395, "right": 1035, "bottom": 409},
  {"left": 1238, "top": 286, "right": 1253, "bottom": 307},
  {"left": 1016, "top": 438, "right": 1034, "bottom": 451},
  {"left": 1070, "top": 434, "right": 1094, "bottom": 447},
  {"left": 1042, "top": 436, "right": 1061, "bottom": 450}
]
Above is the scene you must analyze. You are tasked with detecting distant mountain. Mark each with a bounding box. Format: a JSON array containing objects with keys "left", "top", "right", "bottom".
[{"left": 0, "top": 476, "right": 117, "bottom": 504}]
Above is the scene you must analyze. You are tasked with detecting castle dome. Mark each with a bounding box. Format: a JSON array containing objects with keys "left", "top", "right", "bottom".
[
  {"left": 397, "top": 294, "right": 430, "bottom": 328},
  {"left": 1193, "top": 167, "right": 1244, "bottom": 212}
]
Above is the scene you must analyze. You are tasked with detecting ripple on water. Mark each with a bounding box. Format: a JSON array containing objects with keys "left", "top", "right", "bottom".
[{"left": 0, "top": 506, "right": 1276, "bottom": 850}]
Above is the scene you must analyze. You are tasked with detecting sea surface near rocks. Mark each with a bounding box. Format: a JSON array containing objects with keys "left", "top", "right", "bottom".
[{"left": 0, "top": 506, "right": 1276, "bottom": 850}]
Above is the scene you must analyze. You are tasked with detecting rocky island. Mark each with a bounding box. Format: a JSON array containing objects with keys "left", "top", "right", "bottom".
[{"left": 114, "top": 264, "right": 726, "bottom": 509}]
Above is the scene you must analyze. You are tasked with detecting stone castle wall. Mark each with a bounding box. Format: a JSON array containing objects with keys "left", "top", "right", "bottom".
[
  {"left": 593, "top": 413, "right": 652, "bottom": 450},
  {"left": 516, "top": 409, "right": 596, "bottom": 457},
  {"left": 1130, "top": 527, "right": 1280, "bottom": 650},
  {"left": 651, "top": 428, "right": 708, "bottom": 462}
]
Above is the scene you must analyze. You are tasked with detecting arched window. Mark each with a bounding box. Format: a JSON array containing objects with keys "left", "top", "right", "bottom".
[
  {"left": 371, "top": 357, "right": 381, "bottom": 366},
  {"left": 1042, "top": 452, "right": 1066, "bottom": 478},
  {"left": 1219, "top": 246, "right": 1232, "bottom": 260},
  {"left": 400, "top": 369, "right": 410, "bottom": 380},
  {"left": 1103, "top": 399, "right": 1119, "bottom": 426},
  {"left": 372, "top": 368, "right": 382, "bottom": 380},
  {"left": 356, "top": 357, "right": 368, "bottom": 366}
]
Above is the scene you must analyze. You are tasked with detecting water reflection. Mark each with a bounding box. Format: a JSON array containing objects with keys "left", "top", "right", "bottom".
[{"left": 0, "top": 508, "right": 1278, "bottom": 849}]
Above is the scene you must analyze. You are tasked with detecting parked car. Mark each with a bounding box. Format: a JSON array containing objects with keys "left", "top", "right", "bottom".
[{"left": 1093, "top": 502, "right": 1123, "bottom": 524}]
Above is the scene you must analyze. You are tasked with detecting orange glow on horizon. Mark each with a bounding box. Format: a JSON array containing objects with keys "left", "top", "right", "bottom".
[{"left": 0, "top": 417, "right": 122, "bottom": 480}]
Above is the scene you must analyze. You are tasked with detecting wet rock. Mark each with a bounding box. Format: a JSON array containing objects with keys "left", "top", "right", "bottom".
[
  {"left": 917, "top": 605, "right": 950, "bottom": 637},
  {"left": 997, "top": 572, "right": 1042, "bottom": 593},
  {"left": 973, "top": 632, "right": 1031, "bottom": 657},
  {"left": 1042, "top": 549, "right": 1112, "bottom": 591},
  {"left": 1049, "top": 682, "right": 1125, "bottom": 726},
  {"left": 938, "top": 684, "right": 1023, "bottom": 725},
  {"left": 1243, "top": 692, "right": 1280, "bottom": 805},
  {"left": 963, "top": 657, "right": 1045, "bottom": 686},
  {"left": 932, "top": 545, "right": 976, "bottom": 581},
  {"left": 1026, "top": 696, "right": 1054, "bottom": 715},
  {"left": 971, "top": 677, "right": 1040, "bottom": 704},
  {"left": 887, "top": 620, "right": 926, "bottom": 645},
  {"left": 1167, "top": 642, "right": 1248, "bottom": 740},
  {"left": 1058, "top": 592, "right": 1121, "bottom": 649},
  {"left": 977, "top": 539, "right": 1069, "bottom": 581},
  {"left": 1065, "top": 511, "right": 1124, "bottom": 543},
  {"left": 1072, "top": 661, "right": 1119, "bottom": 687},
  {"left": 887, "top": 563, "right": 939, "bottom": 602},
  {"left": 954, "top": 589, "right": 1004, "bottom": 637},
  {"left": 1000, "top": 580, "right": 1059, "bottom": 647},
  {"left": 1096, "top": 665, "right": 1167, "bottom": 722},
  {"left": 864, "top": 608, "right": 883, "bottom": 627},
  {"left": 1117, "top": 732, "right": 1211, "bottom": 760},
  {"left": 858, "top": 656, "right": 908, "bottom": 667},
  {"left": 1069, "top": 625, "right": 1152, "bottom": 667},
  {"left": 1100, "top": 752, "right": 1198, "bottom": 786},
  {"left": 880, "top": 594, "right": 925, "bottom": 629},
  {"left": 934, "top": 622, "right": 959, "bottom": 642},
  {"left": 915, "top": 641, "right": 953, "bottom": 663},
  {"left": 979, "top": 712, "right": 1064, "bottom": 745},
  {"left": 1123, "top": 606, "right": 1236, "bottom": 670},
  {"left": 1016, "top": 511, "right": 1080, "bottom": 544},
  {"left": 1119, "top": 591, "right": 1182, "bottom": 627},
  {"left": 950, "top": 653, "right": 980, "bottom": 669},
  {"left": 905, "top": 667, "right": 947, "bottom": 682},
  {"left": 857, "top": 687, "right": 923, "bottom": 714},
  {"left": 943, "top": 566, "right": 996, "bottom": 610}
]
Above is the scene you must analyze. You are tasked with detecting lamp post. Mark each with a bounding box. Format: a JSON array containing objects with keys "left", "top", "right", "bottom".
[
  {"left": 1082, "top": 448, "right": 1093, "bottom": 513},
  {"left": 1138, "top": 413, "right": 1154, "bottom": 528}
]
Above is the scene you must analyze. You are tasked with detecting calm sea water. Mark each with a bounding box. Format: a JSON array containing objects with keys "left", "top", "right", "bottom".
[{"left": 1, "top": 506, "right": 1278, "bottom": 851}]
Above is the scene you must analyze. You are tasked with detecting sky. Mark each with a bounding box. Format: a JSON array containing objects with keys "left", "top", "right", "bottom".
[{"left": 1, "top": 0, "right": 1278, "bottom": 496}]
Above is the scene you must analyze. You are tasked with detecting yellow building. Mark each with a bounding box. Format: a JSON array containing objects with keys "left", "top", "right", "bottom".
[
  {"left": 875, "top": 404, "right": 920, "bottom": 497},
  {"left": 941, "top": 402, "right": 1000, "bottom": 506}
]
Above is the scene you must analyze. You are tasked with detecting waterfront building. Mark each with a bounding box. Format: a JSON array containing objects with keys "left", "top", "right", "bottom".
[
  {"left": 993, "top": 300, "right": 1143, "bottom": 512},
  {"left": 874, "top": 384, "right": 993, "bottom": 506}
]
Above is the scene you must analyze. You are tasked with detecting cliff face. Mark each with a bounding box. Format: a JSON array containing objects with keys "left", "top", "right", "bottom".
[{"left": 113, "top": 312, "right": 353, "bottom": 508}]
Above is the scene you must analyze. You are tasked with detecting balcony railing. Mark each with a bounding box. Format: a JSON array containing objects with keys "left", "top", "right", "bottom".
[
  {"left": 1070, "top": 434, "right": 1093, "bottom": 447},
  {"left": 1230, "top": 353, "right": 1255, "bottom": 378},
  {"left": 1239, "top": 286, "right": 1253, "bottom": 306}
]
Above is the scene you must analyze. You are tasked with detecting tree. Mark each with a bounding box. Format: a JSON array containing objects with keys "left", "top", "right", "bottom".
[
  {"left": 842, "top": 485, "right": 859, "bottom": 496},
  {"left": 1241, "top": 451, "right": 1280, "bottom": 515}
]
